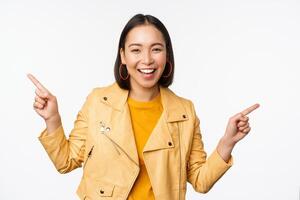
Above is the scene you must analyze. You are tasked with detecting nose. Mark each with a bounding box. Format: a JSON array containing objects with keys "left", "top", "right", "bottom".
[{"left": 142, "top": 51, "right": 154, "bottom": 65}]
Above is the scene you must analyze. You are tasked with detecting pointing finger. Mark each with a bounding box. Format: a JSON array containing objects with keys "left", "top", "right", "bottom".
[
  {"left": 241, "top": 103, "right": 260, "bottom": 116},
  {"left": 27, "top": 73, "right": 49, "bottom": 93},
  {"left": 35, "top": 88, "right": 49, "bottom": 99}
]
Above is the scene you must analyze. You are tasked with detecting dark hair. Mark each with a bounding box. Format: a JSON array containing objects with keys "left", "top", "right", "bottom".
[{"left": 114, "top": 14, "right": 175, "bottom": 90}]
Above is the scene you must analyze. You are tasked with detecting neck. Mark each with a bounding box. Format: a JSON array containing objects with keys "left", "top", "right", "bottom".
[{"left": 129, "top": 84, "right": 160, "bottom": 102}]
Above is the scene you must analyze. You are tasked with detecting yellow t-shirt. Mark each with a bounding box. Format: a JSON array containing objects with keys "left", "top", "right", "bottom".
[{"left": 127, "top": 93, "right": 163, "bottom": 200}]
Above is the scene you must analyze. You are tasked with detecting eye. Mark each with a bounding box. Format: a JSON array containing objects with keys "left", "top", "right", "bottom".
[
  {"left": 131, "top": 49, "right": 140, "bottom": 53},
  {"left": 153, "top": 48, "right": 162, "bottom": 52}
]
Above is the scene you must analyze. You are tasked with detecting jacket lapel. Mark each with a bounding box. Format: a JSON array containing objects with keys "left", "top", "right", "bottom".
[
  {"left": 98, "top": 82, "right": 189, "bottom": 164},
  {"left": 143, "top": 86, "right": 189, "bottom": 152}
]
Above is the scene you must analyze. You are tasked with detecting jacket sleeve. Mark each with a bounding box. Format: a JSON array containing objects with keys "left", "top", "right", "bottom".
[
  {"left": 38, "top": 90, "right": 93, "bottom": 174},
  {"left": 187, "top": 102, "right": 233, "bottom": 193}
]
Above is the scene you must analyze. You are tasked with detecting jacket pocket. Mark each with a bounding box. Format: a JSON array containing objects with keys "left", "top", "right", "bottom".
[
  {"left": 82, "top": 179, "right": 117, "bottom": 199},
  {"left": 77, "top": 178, "right": 115, "bottom": 199},
  {"left": 97, "top": 184, "right": 115, "bottom": 197},
  {"left": 83, "top": 145, "right": 94, "bottom": 169}
]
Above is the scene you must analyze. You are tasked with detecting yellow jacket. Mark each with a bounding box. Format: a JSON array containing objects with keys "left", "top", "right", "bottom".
[{"left": 38, "top": 82, "right": 233, "bottom": 200}]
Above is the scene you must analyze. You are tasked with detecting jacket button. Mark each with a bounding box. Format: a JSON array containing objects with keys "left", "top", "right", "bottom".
[
  {"left": 103, "top": 97, "right": 108, "bottom": 101},
  {"left": 100, "top": 190, "right": 104, "bottom": 194},
  {"left": 168, "top": 142, "right": 172, "bottom": 146},
  {"left": 182, "top": 114, "right": 186, "bottom": 118},
  {"left": 106, "top": 127, "right": 111, "bottom": 132}
]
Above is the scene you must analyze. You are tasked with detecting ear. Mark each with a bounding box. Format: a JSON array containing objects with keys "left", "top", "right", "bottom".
[{"left": 120, "top": 48, "right": 126, "bottom": 65}]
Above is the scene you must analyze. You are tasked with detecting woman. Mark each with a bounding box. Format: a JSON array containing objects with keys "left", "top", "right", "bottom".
[{"left": 28, "top": 14, "right": 259, "bottom": 200}]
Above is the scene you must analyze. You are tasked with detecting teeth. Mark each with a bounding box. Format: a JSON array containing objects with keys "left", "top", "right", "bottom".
[{"left": 139, "top": 69, "right": 155, "bottom": 74}]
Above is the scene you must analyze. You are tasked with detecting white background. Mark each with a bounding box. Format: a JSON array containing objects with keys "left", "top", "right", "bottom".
[{"left": 0, "top": 0, "right": 299, "bottom": 199}]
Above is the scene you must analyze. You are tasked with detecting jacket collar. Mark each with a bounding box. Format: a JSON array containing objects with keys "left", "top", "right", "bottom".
[
  {"left": 97, "top": 82, "right": 189, "bottom": 165},
  {"left": 99, "top": 82, "right": 188, "bottom": 122}
]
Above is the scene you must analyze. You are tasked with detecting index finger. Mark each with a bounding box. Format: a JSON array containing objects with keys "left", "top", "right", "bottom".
[
  {"left": 241, "top": 103, "right": 260, "bottom": 115},
  {"left": 27, "top": 73, "right": 48, "bottom": 92}
]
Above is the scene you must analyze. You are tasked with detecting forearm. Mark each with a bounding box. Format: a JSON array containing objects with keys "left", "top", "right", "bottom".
[
  {"left": 216, "top": 136, "right": 235, "bottom": 163},
  {"left": 188, "top": 148, "right": 233, "bottom": 193},
  {"left": 45, "top": 113, "right": 62, "bottom": 134},
  {"left": 38, "top": 125, "right": 76, "bottom": 173}
]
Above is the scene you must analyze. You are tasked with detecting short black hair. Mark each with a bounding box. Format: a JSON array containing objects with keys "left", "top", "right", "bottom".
[{"left": 114, "top": 14, "right": 175, "bottom": 90}]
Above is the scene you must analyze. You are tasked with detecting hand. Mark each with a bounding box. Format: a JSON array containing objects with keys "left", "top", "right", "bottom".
[
  {"left": 217, "top": 103, "right": 260, "bottom": 162},
  {"left": 223, "top": 103, "right": 260, "bottom": 147},
  {"left": 27, "top": 73, "right": 60, "bottom": 124}
]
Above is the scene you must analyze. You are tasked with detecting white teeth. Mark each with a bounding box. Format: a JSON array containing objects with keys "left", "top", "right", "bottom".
[{"left": 139, "top": 69, "right": 155, "bottom": 74}]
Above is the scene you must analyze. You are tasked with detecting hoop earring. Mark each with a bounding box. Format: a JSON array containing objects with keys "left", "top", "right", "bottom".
[
  {"left": 119, "top": 64, "right": 129, "bottom": 80},
  {"left": 162, "top": 60, "right": 173, "bottom": 78}
]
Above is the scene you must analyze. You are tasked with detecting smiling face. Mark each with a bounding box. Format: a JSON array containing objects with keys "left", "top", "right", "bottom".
[{"left": 120, "top": 24, "right": 167, "bottom": 91}]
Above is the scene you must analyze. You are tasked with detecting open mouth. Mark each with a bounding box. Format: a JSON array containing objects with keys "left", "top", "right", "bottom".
[{"left": 137, "top": 69, "right": 156, "bottom": 74}]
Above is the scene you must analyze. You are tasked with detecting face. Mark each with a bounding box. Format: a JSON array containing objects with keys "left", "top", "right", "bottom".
[{"left": 120, "top": 24, "right": 167, "bottom": 90}]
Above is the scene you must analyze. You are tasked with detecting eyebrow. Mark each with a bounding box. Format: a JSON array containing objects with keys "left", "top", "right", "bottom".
[{"left": 128, "top": 42, "right": 165, "bottom": 48}]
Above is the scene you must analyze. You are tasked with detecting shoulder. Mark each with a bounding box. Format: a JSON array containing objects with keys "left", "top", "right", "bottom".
[
  {"left": 83, "top": 82, "right": 128, "bottom": 110},
  {"left": 165, "top": 87, "right": 198, "bottom": 118},
  {"left": 179, "top": 96, "right": 197, "bottom": 118},
  {"left": 90, "top": 82, "right": 117, "bottom": 95},
  {"left": 86, "top": 82, "right": 119, "bottom": 99}
]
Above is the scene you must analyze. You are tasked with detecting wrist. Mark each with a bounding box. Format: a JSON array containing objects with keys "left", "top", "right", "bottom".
[
  {"left": 45, "top": 113, "right": 61, "bottom": 128},
  {"left": 217, "top": 137, "right": 235, "bottom": 163},
  {"left": 220, "top": 135, "right": 236, "bottom": 149},
  {"left": 45, "top": 114, "right": 62, "bottom": 135}
]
